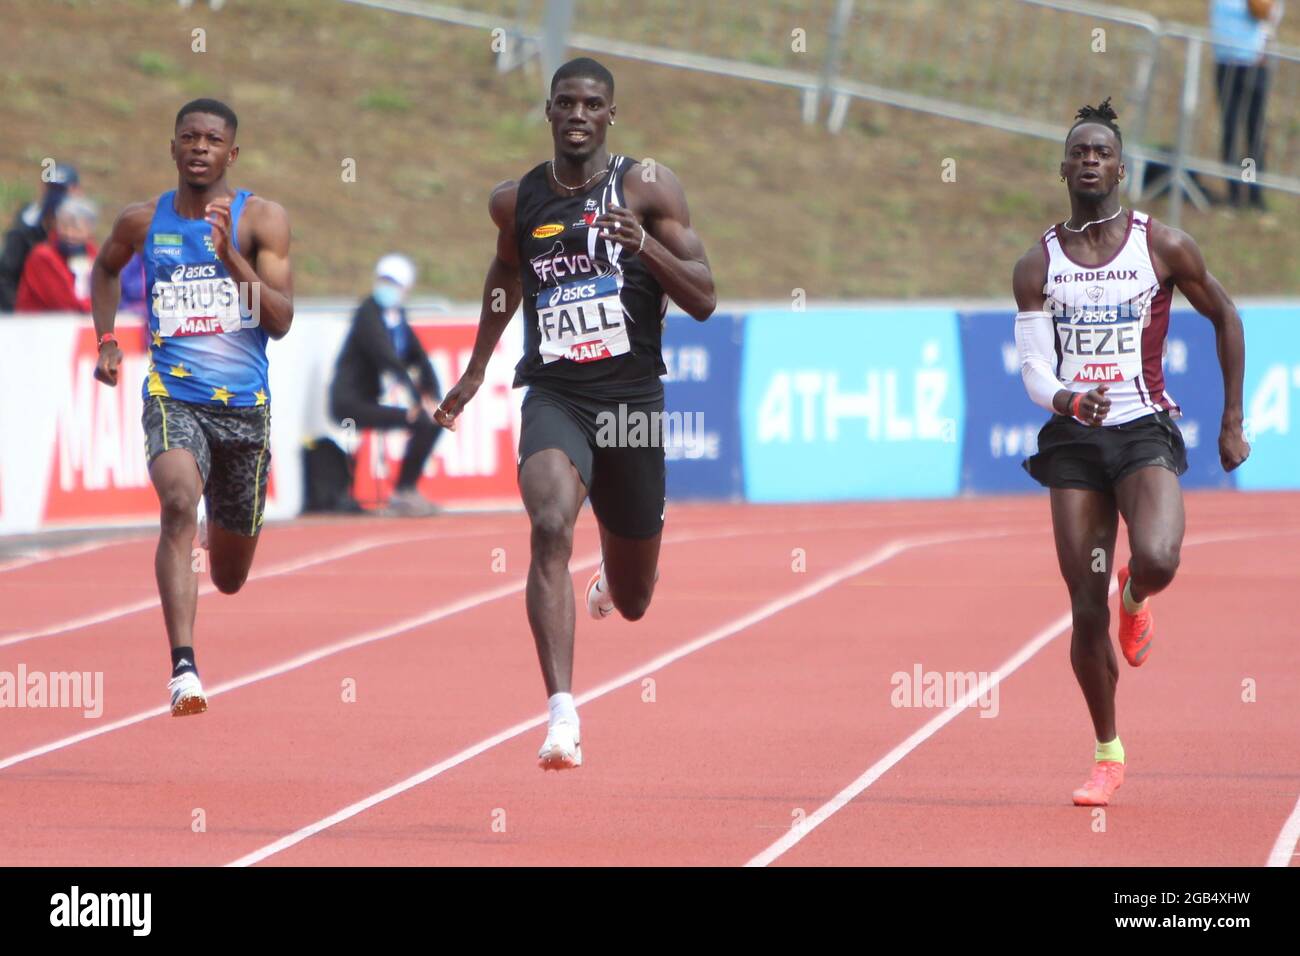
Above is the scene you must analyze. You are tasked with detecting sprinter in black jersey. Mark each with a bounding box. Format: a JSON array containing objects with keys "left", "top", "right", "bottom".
[{"left": 435, "top": 58, "right": 715, "bottom": 770}]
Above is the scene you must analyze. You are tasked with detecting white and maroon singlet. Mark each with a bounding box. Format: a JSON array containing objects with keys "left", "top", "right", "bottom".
[{"left": 1041, "top": 209, "right": 1179, "bottom": 426}]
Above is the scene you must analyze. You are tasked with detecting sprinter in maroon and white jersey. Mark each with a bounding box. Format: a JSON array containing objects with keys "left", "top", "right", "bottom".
[{"left": 1011, "top": 99, "right": 1250, "bottom": 807}]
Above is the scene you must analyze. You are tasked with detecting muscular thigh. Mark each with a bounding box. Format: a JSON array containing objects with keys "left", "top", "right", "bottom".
[
  {"left": 519, "top": 448, "right": 586, "bottom": 527},
  {"left": 1114, "top": 465, "right": 1185, "bottom": 559},
  {"left": 1050, "top": 488, "right": 1119, "bottom": 599}
]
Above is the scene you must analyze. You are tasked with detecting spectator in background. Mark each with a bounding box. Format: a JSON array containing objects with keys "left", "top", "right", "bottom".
[
  {"left": 329, "top": 254, "right": 444, "bottom": 517},
  {"left": 118, "top": 251, "right": 150, "bottom": 318},
  {"left": 16, "top": 196, "right": 99, "bottom": 313},
  {"left": 1210, "top": 0, "right": 1285, "bottom": 210},
  {"left": 0, "top": 163, "right": 80, "bottom": 311}
]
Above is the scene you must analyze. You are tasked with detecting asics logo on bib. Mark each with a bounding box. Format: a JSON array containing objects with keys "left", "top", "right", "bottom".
[
  {"left": 546, "top": 282, "right": 600, "bottom": 307},
  {"left": 536, "top": 272, "right": 630, "bottom": 365},
  {"left": 171, "top": 263, "right": 219, "bottom": 281}
]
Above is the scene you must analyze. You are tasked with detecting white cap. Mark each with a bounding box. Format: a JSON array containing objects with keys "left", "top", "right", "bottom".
[{"left": 375, "top": 253, "right": 416, "bottom": 289}]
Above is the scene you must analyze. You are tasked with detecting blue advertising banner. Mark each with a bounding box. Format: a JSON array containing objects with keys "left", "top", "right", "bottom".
[
  {"left": 1162, "top": 310, "right": 1232, "bottom": 490},
  {"left": 739, "top": 308, "right": 964, "bottom": 502},
  {"left": 1237, "top": 305, "right": 1300, "bottom": 491},
  {"left": 661, "top": 312, "right": 744, "bottom": 501},
  {"left": 957, "top": 309, "right": 1233, "bottom": 493},
  {"left": 957, "top": 310, "right": 1048, "bottom": 495}
]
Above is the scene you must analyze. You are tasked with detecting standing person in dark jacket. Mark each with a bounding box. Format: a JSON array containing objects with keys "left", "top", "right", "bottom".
[
  {"left": 330, "top": 254, "right": 443, "bottom": 516},
  {"left": 0, "top": 163, "right": 80, "bottom": 312}
]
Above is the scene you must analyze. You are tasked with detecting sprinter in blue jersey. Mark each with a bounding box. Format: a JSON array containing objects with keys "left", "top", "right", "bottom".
[{"left": 91, "top": 99, "right": 294, "bottom": 716}]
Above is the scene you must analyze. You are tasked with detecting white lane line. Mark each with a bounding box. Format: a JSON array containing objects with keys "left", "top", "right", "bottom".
[
  {"left": 744, "top": 604, "right": 1083, "bottom": 867},
  {"left": 0, "top": 536, "right": 147, "bottom": 574},
  {"left": 0, "top": 521, "right": 784, "bottom": 773},
  {"left": 0, "top": 562, "right": 580, "bottom": 774},
  {"left": 0, "top": 526, "right": 502, "bottom": 650},
  {"left": 226, "top": 528, "right": 1007, "bottom": 867},
  {"left": 745, "top": 526, "right": 1298, "bottom": 867},
  {"left": 1266, "top": 795, "right": 1300, "bottom": 867}
]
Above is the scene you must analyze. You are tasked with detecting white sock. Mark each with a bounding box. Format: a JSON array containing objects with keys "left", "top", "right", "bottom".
[{"left": 548, "top": 692, "right": 578, "bottom": 728}]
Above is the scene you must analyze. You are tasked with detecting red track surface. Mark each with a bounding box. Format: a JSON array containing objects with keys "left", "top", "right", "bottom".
[{"left": 1, "top": 493, "right": 1297, "bottom": 867}]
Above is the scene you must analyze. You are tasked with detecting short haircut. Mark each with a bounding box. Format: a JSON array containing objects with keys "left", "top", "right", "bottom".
[
  {"left": 550, "top": 57, "right": 614, "bottom": 97},
  {"left": 54, "top": 195, "right": 98, "bottom": 227},
  {"left": 175, "top": 98, "right": 238, "bottom": 136},
  {"left": 1068, "top": 97, "right": 1122, "bottom": 149}
]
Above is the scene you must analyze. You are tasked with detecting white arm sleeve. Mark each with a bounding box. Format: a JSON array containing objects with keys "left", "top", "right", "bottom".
[{"left": 1014, "top": 310, "right": 1064, "bottom": 413}]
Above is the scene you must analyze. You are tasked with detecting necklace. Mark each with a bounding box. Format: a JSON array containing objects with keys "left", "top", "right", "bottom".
[
  {"left": 1062, "top": 206, "right": 1124, "bottom": 233},
  {"left": 549, "top": 160, "right": 607, "bottom": 192}
]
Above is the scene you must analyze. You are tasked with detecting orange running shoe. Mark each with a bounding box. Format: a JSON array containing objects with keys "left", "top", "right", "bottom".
[
  {"left": 1072, "top": 760, "right": 1124, "bottom": 806},
  {"left": 1116, "top": 565, "right": 1154, "bottom": 667}
]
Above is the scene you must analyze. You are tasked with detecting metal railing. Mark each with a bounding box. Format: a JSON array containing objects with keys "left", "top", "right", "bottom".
[{"left": 338, "top": 0, "right": 1300, "bottom": 224}]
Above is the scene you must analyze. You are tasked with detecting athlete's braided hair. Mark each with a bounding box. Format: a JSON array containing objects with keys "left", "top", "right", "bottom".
[{"left": 1069, "top": 97, "right": 1122, "bottom": 148}]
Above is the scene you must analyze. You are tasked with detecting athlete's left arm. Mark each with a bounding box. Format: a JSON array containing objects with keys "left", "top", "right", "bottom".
[
  {"left": 597, "top": 163, "right": 716, "bottom": 321},
  {"left": 208, "top": 195, "right": 295, "bottom": 339},
  {"left": 1149, "top": 221, "right": 1250, "bottom": 472}
]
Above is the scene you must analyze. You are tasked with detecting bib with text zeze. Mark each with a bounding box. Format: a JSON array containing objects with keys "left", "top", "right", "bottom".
[
  {"left": 1053, "top": 294, "right": 1148, "bottom": 386},
  {"left": 535, "top": 271, "right": 630, "bottom": 364}
]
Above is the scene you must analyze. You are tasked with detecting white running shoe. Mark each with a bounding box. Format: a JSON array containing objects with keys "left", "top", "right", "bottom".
[
  {"left": 168, "top": 671, "right": 208, "bottom": 717},
  {"left": 585, "top": 563, "right": 615, "bottom": 620},
  {"left": 537, "top": 720, "right": 582, "bottom": 771}
]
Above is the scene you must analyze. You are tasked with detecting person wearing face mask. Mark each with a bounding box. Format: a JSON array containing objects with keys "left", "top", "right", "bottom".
[
  {"left": 329, "top": 253, "right": 443, "bottom": 517},
  {"left": 16, "top": 195, "right": 99, "bottom": 313},
  {"left": 0, "top": 162, "right": 80, "bottom": 312}
]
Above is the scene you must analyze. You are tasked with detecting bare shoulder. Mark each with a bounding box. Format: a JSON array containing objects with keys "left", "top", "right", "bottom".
[
  {"left": 624, "top": 160, "right": 689, "bottom": 224},
  {"left": 488, "top": 179, "right": 518, "bottom": 229},
  {"left": 1144, "top": 215, "right": 1204, "bottom": 279},
  {"left": 1012, "top": 239, "right": 1047, "bottom": 286},
  {"left": 243, "top": 195, "right": 290, "bottom": 228},
  {"left": 112, "top": 199, "right": 158, "bottom": 241},
  {"left": 625, "top": 159, "right": 684, "bottom": 198},
  {"left": 1144, "top": 215, "right": 1196, "bottom": 256}
]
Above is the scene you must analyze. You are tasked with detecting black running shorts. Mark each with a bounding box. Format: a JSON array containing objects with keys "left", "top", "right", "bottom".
[
  {"left": 517, "top": 385, "right": 666, "bottom": 540},
  {"left": 1023, "top": 409, "right": 1188, "bottom": 493}
]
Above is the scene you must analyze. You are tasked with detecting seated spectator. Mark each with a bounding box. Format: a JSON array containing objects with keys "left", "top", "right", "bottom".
[
  {"left": 16, "top": 196, "right": 99, "bottom": 313},
  {"left": 0, "top": 163, "right": 80, "bottom": 312},
  {"left": 329, "top": 254, "right": 444, "bottom": 517}
]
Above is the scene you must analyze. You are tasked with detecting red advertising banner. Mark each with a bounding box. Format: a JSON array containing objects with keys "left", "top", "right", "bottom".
[
  {"left": 347, "top": 322, "right": 522, "bottom": 509},
  {"left": 1, "top": 315, "right": 521, "bottom": 533}
]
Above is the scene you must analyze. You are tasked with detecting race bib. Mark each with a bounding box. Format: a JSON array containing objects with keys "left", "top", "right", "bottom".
[
  {"left": 152, "top": 262, "right": 244, "bottom": 337},
  {"left": 536, "top": 272, "right": 629, "bottom": 364},
  {"left": 1055, "top": 302, "right": 1145, "bottom": 385}
]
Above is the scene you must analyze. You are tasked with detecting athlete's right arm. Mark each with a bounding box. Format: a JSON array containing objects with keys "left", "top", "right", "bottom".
[
  {"left": 91, "top": 202, "right": 152, "bottom": 387},
  {"left": 1013, "top": 246, "right": 1066, "bottom": 413},
  {"left": 1012, "top": 244, "right": 1110, "bottom": 425},
  {"left": 433, "top": 181, "right": 522, "bottom": 431}
]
